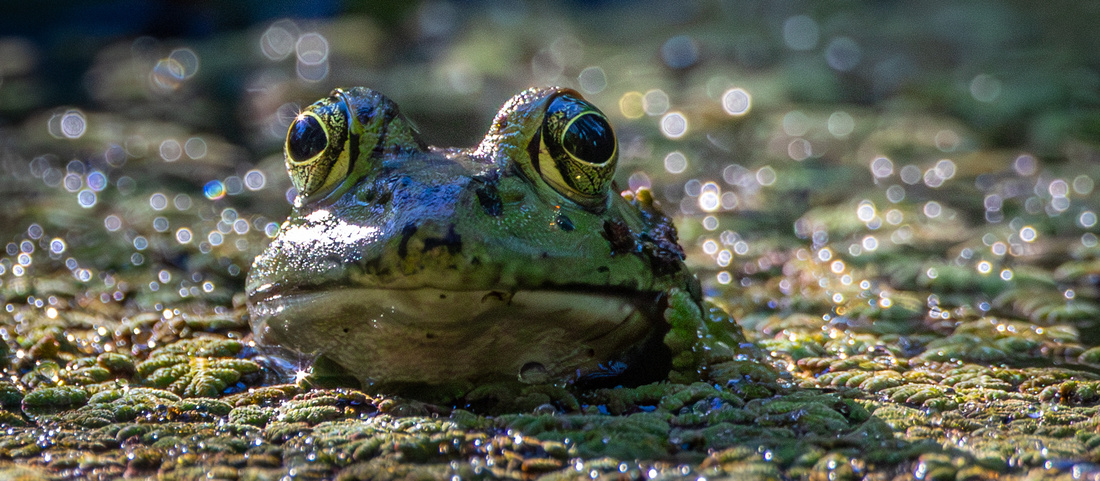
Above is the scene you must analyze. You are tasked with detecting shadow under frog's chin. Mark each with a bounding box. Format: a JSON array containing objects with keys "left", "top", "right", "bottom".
[{"left": 248, "top": 286, "right": 671, "bottom": 390}]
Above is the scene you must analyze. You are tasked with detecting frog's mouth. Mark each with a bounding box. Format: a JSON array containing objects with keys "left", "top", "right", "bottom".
[{"left": 247, "top": 285, "right": 671, "bottom": 389}]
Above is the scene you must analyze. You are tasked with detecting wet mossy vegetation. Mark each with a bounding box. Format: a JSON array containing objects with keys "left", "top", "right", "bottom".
[{"left": 3, "top": 1, "right": 1100, "bottom": 479}]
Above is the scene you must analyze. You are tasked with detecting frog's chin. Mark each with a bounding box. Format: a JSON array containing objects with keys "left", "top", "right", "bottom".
[{"left": 248, "top": 287, "right": 670, "bottom": 390}]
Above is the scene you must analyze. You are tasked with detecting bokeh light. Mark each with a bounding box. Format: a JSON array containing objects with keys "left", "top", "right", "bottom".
[
  {"left": 783, "top": 15, "right": 819, "bottom": 50},
  {"left": 664, "top": 152, "right": 688, "bottom": 174},
  {"left": 244, "top": 170, "right": 267, "bottom": 191},
  {"left": 782, "top": 111, "right": 810, "bottom": 136},
  {"left": 149, "top": 193, "right": 168, "bottom": 211},
  {"left": 184, "top": 137, "right": 207, "bottom": 159},
  {"left": 970, "top": 74, "right": 1002, "bottom": 102},
  {"left": 577, "top": 66, "right": 607, "bottom": 94},
  {"left": 788, "top": 139, "right": 811, "bottom": 161},
  {"left": 825, "top": 37, "right": 861, "bottom": 71},
  {"left": 756, "top": 166, "right": 776, "bottom": 186},
  {"left": 296, "top": 32, "right": 330, "bottom": 82},
  {"left": 59, "top": 110, "right": 87, "bottom": 139},
  {"left": 77, "top": 189, "right": 96, "bottom": 208},
  {"left": 660, "top": 112, "right": 687, "bottom": 139},
  {"left": 698, "top": 182, "right": 721, "bottom": 212},
  {"left": 175, "top": 228, "right": 193, "bottom": 244},
  {"left": 871, "top": 157, "right": 894, "bottom": 178},
  {"left": 204, "top": 180, "right": 226, "bottom": 200},
  {"left": 721, "top": 88, "right": 751, "bottom": 116},
  {"left": 1014, "top": 154, "right": 1038, "bottom": 176},
  {"left": 643, "top": 90, "right": 669, "bottom": 116},
  {"left": 828, "top": 111, "right": 854, "bottom": 137},
  {"left": 618, "top": 92, "right": 644, "bottom": 119},
  {"left": 169, "top": 48, "right": 200, "bottom": 78},
  {"left": 160, "top": 139, "right": 182, "bottom": 162},
  {"left": 261, "top": 20, "right": 299, "bottom": 60},
  {"left": 661, "top": 35, "right": 699, "bottom": 69}
]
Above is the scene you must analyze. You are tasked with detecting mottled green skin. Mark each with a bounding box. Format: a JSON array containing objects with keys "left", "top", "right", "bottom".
[{"left": 247, "top": 87, "right": 736, "bottom": 395}]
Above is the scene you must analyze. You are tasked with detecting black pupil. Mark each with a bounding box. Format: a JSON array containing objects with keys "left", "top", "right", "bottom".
[
  {"left": 288, "top": 115, "right": 327, "bottom": 161},
  {"left": 563, "top": 113, "right": 614, "bottom": 164}
]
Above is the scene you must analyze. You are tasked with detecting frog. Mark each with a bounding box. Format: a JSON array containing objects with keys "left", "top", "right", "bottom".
[{"left": 246, "top": 86, "right": 762, "bottom": 399}]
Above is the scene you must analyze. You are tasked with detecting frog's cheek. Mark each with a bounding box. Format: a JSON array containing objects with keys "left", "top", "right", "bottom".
[{"left": 285, "top": 103, "right": 352, "bottom": 200}]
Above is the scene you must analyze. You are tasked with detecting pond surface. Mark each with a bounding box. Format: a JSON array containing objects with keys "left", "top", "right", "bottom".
[{"left": 1, "top": 1, "right": 1100, "bottom": 479}]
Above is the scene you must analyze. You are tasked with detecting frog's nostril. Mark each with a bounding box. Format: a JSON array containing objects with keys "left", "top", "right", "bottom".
[
  {"left": 519, "top": 362, "right": 549, "bottom": 384},
  {"left": 481, "top": 291, "right": 511, "bottom": 304}
]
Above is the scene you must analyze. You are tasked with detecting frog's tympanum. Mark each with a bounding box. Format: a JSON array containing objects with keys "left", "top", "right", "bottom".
[{"left": 247, "top": 87, "right": 754, "bottom": 398}]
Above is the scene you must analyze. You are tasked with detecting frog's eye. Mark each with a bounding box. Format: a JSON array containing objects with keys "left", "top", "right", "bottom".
[
  {"left": 537, "top": 94, "right": 618, "bottom": 206},
  {"left": 287, "top": 114, "right": 327, "bottom": 163},
  {"left": 284, "top": 95, "right": 351, "bottom": 200}
]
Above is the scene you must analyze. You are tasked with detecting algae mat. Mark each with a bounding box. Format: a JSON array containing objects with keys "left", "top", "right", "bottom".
[{"left": 2, "top": 2, "right": 1100, "bottom": 480}]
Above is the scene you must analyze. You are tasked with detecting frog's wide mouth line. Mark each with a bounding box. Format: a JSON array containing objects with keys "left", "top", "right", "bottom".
[{"left": 248, "top": 287, "right": 665, "bottom": 385}]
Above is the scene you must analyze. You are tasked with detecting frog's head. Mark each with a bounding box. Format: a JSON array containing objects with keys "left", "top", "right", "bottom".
[{"left": 248, "top": 87, "right": 693, "bottom": 395}]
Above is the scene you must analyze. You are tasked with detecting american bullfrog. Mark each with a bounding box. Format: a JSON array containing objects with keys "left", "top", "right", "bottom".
[{"left": 247, "top": 86, "right": 756, "bottom": 398}]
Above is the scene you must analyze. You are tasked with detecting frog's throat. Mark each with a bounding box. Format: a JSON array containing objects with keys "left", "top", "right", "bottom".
[{"left": 248, "top": 287, "right": 666, "bottom": 387}]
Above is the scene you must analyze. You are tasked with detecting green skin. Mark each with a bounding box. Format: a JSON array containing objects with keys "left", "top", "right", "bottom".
[{"left": 247, "top": 87, "right": 742, "bottom": 397}]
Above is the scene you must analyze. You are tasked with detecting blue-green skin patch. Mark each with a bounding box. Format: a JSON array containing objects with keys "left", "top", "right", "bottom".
[{"left": 247, "top": 87, "right": 751, "bottom": 397}]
